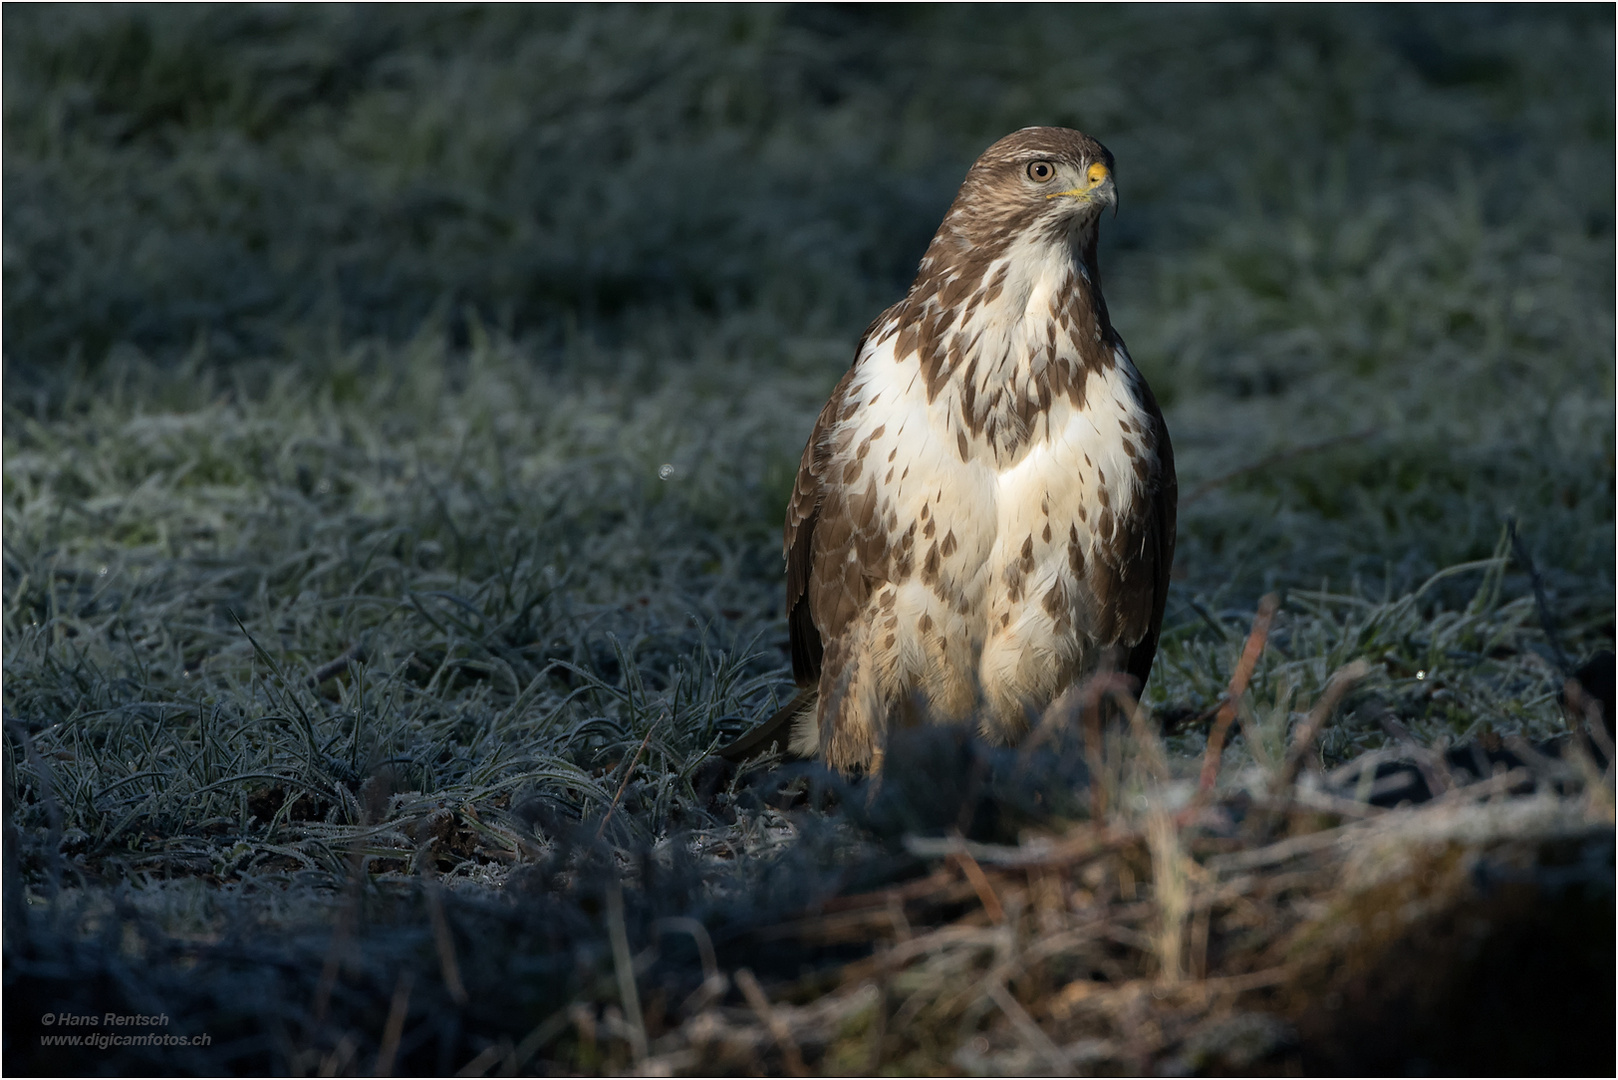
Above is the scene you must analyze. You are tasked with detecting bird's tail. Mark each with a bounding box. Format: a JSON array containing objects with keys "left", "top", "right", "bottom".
[{"left": 717, "top": 687, "right": 817, "bottom": 762}]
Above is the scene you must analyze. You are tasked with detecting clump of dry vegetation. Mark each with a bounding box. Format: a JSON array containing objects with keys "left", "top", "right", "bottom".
[{"left": 632, "top": 634, "right": 1613, "bottom": 1076}]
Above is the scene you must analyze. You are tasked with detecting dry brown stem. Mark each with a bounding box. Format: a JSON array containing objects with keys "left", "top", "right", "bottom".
[
  {"left": 735, "top": 968, "right": 809, "bottom": 1077},
  {"left": 947, "top": 832, "right": 1006, "bottom": 923},
  {"left": 1282, "top": 660, "right": 1371, "bottom": 787},
  {"left": 598, "top": 712, "right": 665, "bottom": 839},
  {"left": 1198, "top": 594, "right": 1280, "bottom": 794},
  {"left": 375, "top": 970, "right": 415, "bottom": 1078}
]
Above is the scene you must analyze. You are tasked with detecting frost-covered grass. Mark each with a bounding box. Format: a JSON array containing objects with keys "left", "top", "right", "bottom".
[{"left": 3, "top": 5, "right": 1612, "bottom": 1074}]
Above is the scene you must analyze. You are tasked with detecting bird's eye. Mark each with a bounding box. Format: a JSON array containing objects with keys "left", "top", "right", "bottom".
[{"left": 1026, "top": 161, "right": 1056, "bottom": 183}]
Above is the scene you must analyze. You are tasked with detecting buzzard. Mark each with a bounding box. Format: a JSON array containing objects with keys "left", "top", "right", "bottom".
[{"left": 726, "top": 127, "right": 1176, "bottom": 773}]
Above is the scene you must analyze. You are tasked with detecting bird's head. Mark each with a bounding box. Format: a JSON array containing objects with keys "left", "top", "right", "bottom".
[{"left": 941, "top": 127, "right": 1118, "bottom": 249}]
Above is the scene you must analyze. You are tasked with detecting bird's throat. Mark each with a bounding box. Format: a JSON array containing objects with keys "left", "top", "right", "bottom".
[{"left": 926, "top": 240, "right": 1115, "bottom": 464}]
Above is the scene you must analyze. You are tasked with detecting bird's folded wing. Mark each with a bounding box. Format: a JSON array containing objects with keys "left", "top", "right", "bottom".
[
  {"left": 721, "top": 309, "right": 901, "bottom": 761},
  {"left": 1126, "top": 391, "right": 1177, "bottom": 689}
]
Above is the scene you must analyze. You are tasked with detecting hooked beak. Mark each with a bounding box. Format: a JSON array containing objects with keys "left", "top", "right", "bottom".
[{"left": 1045, "top": 170, "right": 1117, "bottom": 217}]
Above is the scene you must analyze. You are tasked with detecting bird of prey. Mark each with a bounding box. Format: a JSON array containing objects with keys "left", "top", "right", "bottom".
[{"left": 724, "top": 127, "right": 1176, "bottom": 774}]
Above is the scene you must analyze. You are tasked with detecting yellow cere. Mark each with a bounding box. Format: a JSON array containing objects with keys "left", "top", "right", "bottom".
[{"left": 1046, "top": 162, "right": 1112, "bottom": 200}]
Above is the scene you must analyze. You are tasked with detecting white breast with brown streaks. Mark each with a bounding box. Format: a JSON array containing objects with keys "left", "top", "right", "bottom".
[{"left": 802, "top": 292, "right": 1159, "bottom": 751}]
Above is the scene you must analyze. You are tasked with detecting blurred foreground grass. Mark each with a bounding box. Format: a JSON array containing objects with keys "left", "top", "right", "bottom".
[{"left": 3, "top": 5, "right": 1613, "bottom": 1074}]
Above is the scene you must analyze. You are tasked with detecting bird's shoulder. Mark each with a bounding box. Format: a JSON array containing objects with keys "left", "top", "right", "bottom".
[{"left": 786, "top": 303, "right": 908, "bottom": 522}]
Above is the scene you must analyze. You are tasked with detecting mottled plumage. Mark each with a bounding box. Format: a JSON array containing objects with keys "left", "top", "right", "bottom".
[{"left": 726, "top": 127, "right": 1176, "bottom": 773}]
